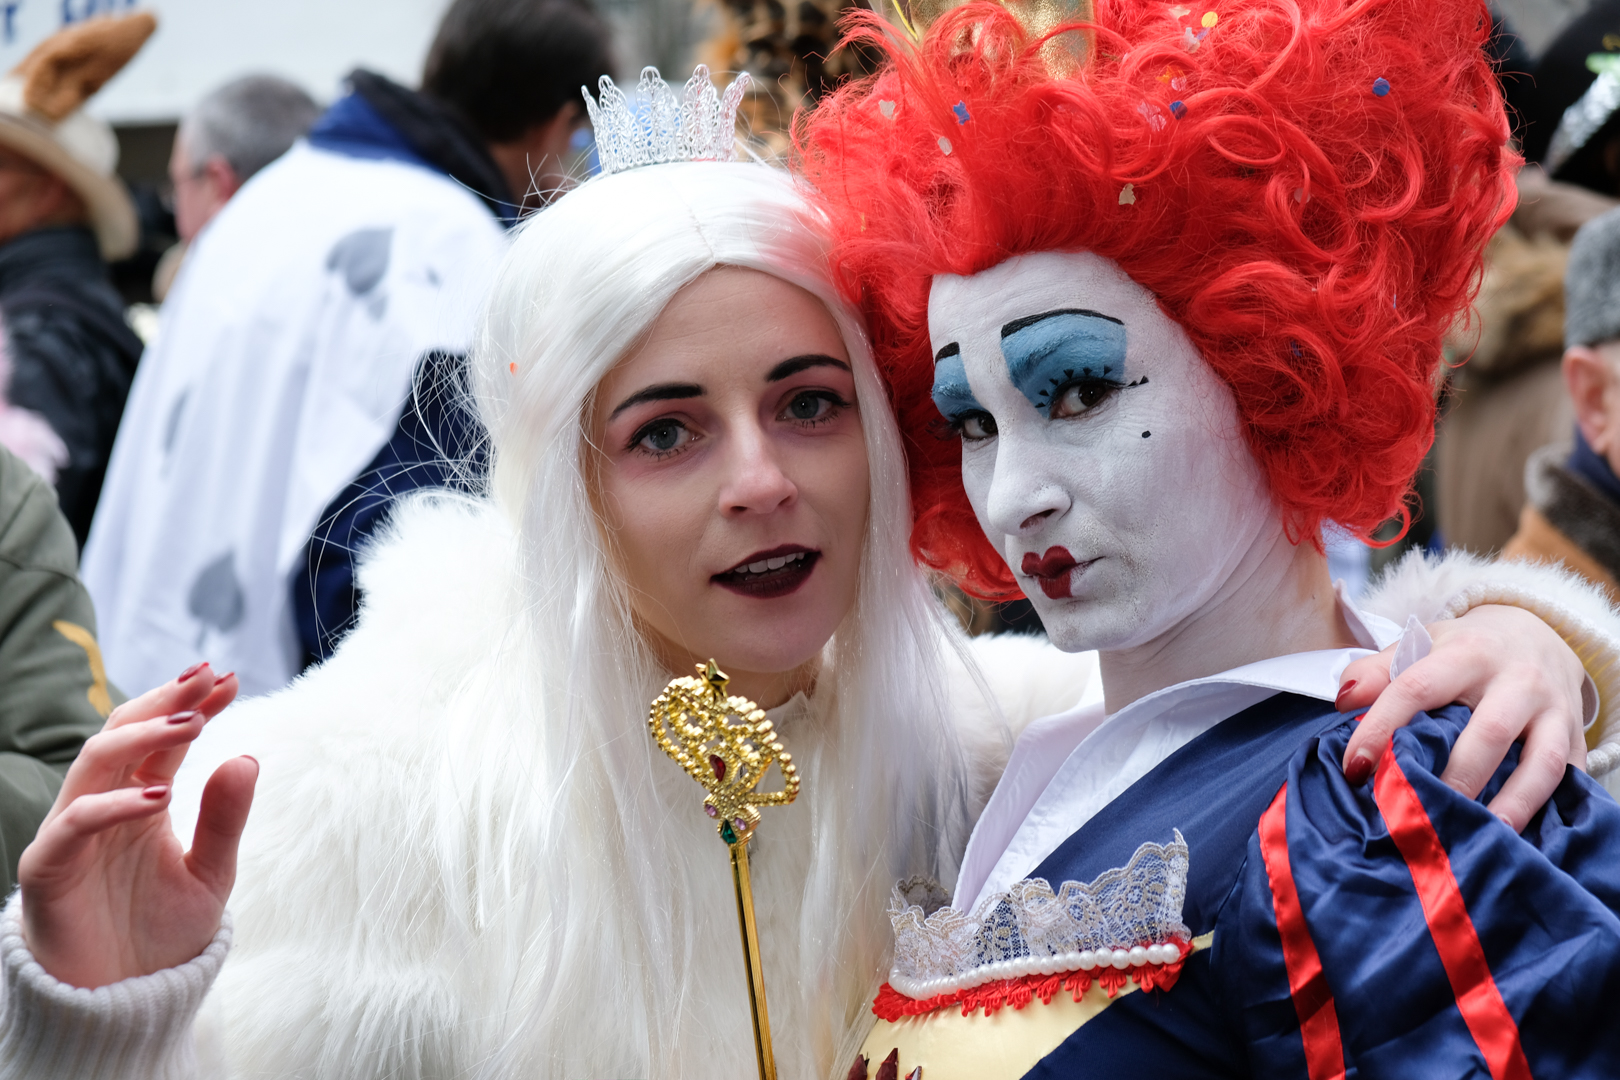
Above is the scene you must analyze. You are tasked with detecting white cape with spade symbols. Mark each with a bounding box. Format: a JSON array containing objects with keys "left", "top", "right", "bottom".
[{"left": 80, "top": 140, "right": 506, "bottom": 698}]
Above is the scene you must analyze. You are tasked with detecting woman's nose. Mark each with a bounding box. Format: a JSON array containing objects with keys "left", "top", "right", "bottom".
[
  {"left": 717, "top": 425, "right": 797, "bottom": 516},
  {"left": 984, "top": 433, "right": 1070, "bottom": 537}
]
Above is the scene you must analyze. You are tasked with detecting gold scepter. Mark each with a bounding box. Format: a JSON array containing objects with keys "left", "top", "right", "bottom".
[{"left": 649, "top": 661, "right": 801, "bottom": 1080}]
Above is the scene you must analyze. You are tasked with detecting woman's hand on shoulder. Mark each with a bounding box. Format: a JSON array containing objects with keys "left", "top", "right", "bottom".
[
  {"left": 18, "top": 663, "right": 258, "bottom": 989},
  {"left": 1336, "top": 604, "right": 1587, "bottom": 833}
]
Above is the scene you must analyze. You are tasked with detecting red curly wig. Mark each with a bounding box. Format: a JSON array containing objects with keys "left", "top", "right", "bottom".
[{"left": 797, "top": 0, "right": 1516, "bottom": 598}]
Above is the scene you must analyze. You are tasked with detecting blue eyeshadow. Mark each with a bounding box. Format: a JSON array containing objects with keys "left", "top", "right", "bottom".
[
  {"left": 931, "top": 349, "right": 986, "bottom": 421},
  {"left": 999, "top": 310, "right": 1127, "bottom": 412}
]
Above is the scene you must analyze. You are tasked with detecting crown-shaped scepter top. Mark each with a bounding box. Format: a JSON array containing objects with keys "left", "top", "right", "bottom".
[
  {"left": 648, "top": 660, "right": 799, "bottom": 844},
  {"left": 583, "top": 66, "right": 751, "bottom": 178},
  {"left": 649, "top": 660, "right": 798, "bottom": 1080}
]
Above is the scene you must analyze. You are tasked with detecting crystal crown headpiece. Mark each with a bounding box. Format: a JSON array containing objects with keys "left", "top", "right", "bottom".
[{"left": 582, "top": 65, "right": 749, "bottom": 178}]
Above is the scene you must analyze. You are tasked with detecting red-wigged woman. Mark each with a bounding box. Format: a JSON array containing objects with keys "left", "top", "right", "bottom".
[{"left": 802, "top": 0, "right": 1620, "bottom": 1075}]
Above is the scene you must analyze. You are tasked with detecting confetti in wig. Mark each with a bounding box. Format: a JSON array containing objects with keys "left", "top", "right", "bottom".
[{"left": 799, "top": 0, "right": 1516, "bottom": 598}]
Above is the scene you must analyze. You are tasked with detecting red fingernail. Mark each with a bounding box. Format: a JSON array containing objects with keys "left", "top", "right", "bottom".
[
  {"left": 178, "top": 662, "right": 209, "bottom": 683},
  {"left": 218, "top": 672, "right": 235, "bottom": 682},
  {"left": 1345, "top": 751, "right": 1374, "bottom": 785},
  {"left": 142, "top": 784, "right": 169, "bottom": 799},
  {"left": 1334, "top": 679, "right": 1359, "bottom": 710},
  {"left": 166, "top": 710, "right": 201, "bottom": 725}
]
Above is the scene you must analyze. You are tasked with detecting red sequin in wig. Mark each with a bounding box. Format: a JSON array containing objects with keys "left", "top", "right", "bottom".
[{"left": 798, "top": 0, "right": 1516, "bottom": 598}]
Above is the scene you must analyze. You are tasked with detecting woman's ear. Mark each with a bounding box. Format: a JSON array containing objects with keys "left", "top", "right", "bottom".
[{"left": 1563, "top": 344, "right": 1620, "bottom": 457}]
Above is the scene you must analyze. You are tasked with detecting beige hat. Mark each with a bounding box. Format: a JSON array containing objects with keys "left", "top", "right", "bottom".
[{"left": 0, "top": 12, "right": 156, "bottom": 260}]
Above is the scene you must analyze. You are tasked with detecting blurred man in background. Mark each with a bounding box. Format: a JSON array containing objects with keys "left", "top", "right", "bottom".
[
  {"left": 1504, "top": 205, "right": 1620, "bottom": 602},
  {"left": 0, "top": 13, "right": 154, "bottom": 549},
  {"left": 82, "top": 0, "right": 613, "bottom": 698},
  {"left": 153, "top": 74, "right": 320, "bottom": 298},
  {"left": 1435, "top": 5, "right": 1620, "bottom": 555}
]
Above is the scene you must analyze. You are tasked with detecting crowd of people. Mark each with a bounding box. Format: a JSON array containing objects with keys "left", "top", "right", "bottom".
[{"left": 0, "top": 0, "right": 1615, "bottom": 1076}]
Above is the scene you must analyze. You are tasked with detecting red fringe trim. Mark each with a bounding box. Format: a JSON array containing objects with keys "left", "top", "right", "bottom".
[{"left": 872, "top": 940, "right": 1194, "bottom": 1022}]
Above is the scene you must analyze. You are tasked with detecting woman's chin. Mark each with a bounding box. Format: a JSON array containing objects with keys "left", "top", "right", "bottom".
[{"left": 700, "top": 638, "right": 827, "bottom": 684}]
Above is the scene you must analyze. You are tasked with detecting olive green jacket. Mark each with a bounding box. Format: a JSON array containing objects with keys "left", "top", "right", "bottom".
[{"left": 0, "top": 445, "right": 120, "bottom": 892}]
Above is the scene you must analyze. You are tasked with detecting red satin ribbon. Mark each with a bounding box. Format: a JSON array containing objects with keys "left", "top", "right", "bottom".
[
  {"left": 1259, "top": 784, "right": 1347, "bottom": 1080},
  {"left": 1373, "top": 749, "right": 1531, "bottom": 1080}
]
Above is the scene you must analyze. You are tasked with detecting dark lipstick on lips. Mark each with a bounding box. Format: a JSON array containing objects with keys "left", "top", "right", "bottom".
[
  {"left": 713, "top": 544, "right": 820, "bottom": 599},
  {"left": 1021, "top": 547, "right": 1080, "bottom": 599}
]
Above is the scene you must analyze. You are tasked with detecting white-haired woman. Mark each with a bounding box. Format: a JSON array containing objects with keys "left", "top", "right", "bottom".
[{"left": 3, "top": 145, "right": 1614, "bottom": 1077}]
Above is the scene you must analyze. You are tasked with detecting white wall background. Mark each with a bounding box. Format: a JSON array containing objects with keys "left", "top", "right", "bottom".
[{"left": 0, "top": 0, "right": 453, "bottom": 123}]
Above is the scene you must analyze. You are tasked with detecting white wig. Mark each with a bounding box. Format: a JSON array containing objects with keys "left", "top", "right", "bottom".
[{"left": 456, "top": 161, "right": 975, "bottom": 1078}]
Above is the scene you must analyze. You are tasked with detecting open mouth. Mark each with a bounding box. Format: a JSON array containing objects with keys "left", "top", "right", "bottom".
[
  {"left": 1020, "top": 547, "right": 1093, "bottom": 600},
  {"left": 712, "top": 546, "right": 820, "bottom": 599}
]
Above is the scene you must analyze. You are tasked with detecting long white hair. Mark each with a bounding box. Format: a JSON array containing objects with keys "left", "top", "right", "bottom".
[{"left": 454, "top": 161, "right": 975, "bottom": 1078}]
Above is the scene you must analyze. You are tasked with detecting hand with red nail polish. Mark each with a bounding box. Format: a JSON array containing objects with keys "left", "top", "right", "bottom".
[
  {"left": 1336, "top": 604, "right": 1587, "bottom": 831},
  {"left": 17, "top": 662, "right": 257, "bottom": 988}
]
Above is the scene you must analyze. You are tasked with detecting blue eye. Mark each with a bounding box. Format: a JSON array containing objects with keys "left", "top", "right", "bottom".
[{"left": 631, "top": 419, "right": 692, "bottom": 456}]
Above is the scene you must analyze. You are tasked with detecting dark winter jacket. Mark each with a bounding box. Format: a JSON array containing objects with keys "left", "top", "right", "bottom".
[{"left": 0, "top": 226, "right": 144, "bottom": 550}]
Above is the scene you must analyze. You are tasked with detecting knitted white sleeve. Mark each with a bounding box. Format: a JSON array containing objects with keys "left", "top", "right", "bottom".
[
  {"left": 0, "top": 893, "right": 229, "bottom": 1079},
  {"left": 1362, "top": 549, "right": 1620, "bottom": 778}
]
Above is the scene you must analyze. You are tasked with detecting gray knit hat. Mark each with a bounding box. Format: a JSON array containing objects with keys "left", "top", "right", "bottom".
[{"left": 1567, "top": 204, "right": 1620, "bottom": 347}]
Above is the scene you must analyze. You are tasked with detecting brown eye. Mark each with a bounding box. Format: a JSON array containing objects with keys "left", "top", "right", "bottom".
[
  {"left": 958, "top": 412, "right": 997, "bottom": 440},
  {"left": 1049, "top": 379, "right": 1118, "bottom": 419}
]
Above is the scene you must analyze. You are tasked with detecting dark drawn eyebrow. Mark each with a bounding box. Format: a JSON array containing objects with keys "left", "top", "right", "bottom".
[
  {"left": 1000, "top": 308, "right": 1125, "bottom": 339},
  {"left": 766, "top": 354, "right": 850, "bottom": 382},
  {"left": 608, "top": 382, "right": 703, "bottom": 419},
  {"left": 935, "top": 342, "right": 961, "bottom": 362}
]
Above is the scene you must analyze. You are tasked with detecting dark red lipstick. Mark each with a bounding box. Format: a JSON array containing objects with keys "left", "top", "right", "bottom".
[
  {"left": 1021, "top": 547, "right": 1080, "bottom": 599},
  {"left": 712, "top": 544, "right": 820, "bottom": 599}
]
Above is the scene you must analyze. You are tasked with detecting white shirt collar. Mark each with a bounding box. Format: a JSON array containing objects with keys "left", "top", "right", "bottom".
[{"left": 955, "top": 587, "right": 1403, "bottom": 912}]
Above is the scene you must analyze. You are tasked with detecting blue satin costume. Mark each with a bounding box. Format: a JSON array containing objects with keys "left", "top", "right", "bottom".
[{"left": 864, "top": 692, "right": 1620, "bottom": 1079}]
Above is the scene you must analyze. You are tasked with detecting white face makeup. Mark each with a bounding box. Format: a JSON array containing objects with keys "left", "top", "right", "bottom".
[{"left": 929, "top": 250, "right": 1279, "bottom": 654}]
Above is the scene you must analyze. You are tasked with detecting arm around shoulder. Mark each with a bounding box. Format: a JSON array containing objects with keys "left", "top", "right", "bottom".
[{"left": 1362, "top": 548, "right": 1620, "bottom": 772}]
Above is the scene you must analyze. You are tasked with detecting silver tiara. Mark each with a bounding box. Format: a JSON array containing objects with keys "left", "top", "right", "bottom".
[{"left": 582, "top": 65, "right": 750, "bottom": 177}]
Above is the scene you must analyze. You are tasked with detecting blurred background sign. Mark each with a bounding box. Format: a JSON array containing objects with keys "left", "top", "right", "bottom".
[
  {"left": 0, "top": 0, "right": 450, "bottom": 123},
  {"left": 0, "top": 0, "right": 696, "bottom": 125}
]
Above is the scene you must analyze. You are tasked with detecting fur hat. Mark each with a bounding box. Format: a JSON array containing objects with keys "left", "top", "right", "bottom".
[{"left": 0, "top": 11, "right": 156, "bottom": 259}]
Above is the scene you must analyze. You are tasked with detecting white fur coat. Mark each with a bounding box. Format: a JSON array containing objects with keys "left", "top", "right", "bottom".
[{"left": 157, "top": 495, "right": 1094, "bottom": 1080}]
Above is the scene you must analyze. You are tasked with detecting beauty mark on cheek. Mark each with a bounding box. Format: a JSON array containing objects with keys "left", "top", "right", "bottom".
[
  {"left": 1020, "top": 546, "right": 1080, "bottom": 599},
  {"left": 999, "top": 310, "right": 1127, "bottom": 411}
]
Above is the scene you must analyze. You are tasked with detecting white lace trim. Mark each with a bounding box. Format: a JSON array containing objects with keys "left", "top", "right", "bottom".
[{"left": 889, "top": 831, "right": 1191, "bottom": 999}]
